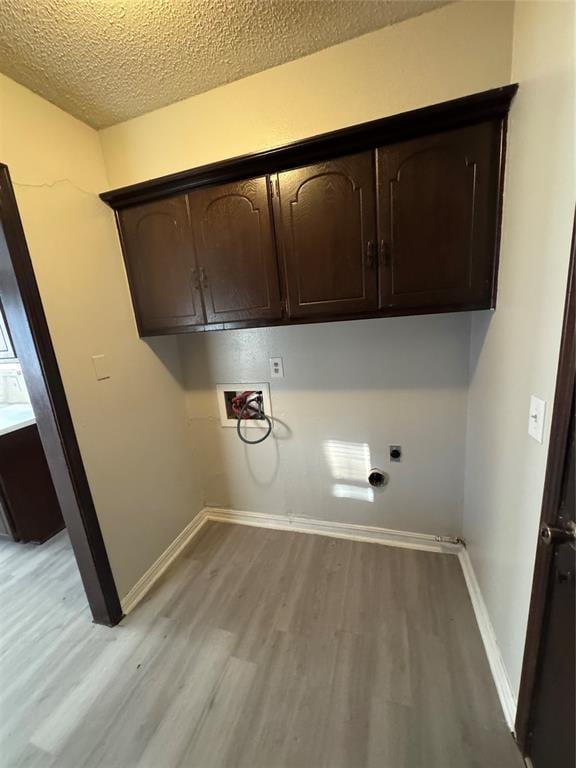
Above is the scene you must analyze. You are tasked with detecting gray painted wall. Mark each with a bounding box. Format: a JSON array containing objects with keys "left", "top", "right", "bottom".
[{"left": 180, "top": 314, "right": 471, "bottom": 538}]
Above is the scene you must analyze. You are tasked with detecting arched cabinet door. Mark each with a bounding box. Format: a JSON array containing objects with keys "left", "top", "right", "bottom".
[
  {"left": 188, "top": 177, "right": 282, "bottom": 324},
  {"left": 276, "top": 153, "right": 378, "bottom": 318},
  {"left": 376, "top": 121, "right": 502, "bottom": 311},
  {"left": 118, "top": 196, "right": 204, "bottom": 334}
]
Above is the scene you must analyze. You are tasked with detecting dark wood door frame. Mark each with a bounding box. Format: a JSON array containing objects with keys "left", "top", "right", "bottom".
[
  {"left": 515, "top": 212, "right": 575, "bottom": 751},
  {"left": 0, "top": 163, "right": 122, "bottom": 627}
]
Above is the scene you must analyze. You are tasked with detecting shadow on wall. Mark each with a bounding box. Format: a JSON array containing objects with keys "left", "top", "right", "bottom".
[
  {"left": 181, "top": 314, "right": 472, "bottom": 392},
  {"left": 468, "top": 310, "right": 494, "bottom": 378},
  {"left": 145, "top": 336, "right": 188, "bottom": 389},
  {"left": 169, "top": 313, "right": 476, "bottom": 537}
]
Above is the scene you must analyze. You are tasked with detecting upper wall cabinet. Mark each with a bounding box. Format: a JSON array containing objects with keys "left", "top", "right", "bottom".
[
  {"left": 275, "top": 153, "right": 378, "bottom": 318},
  {"left": 118, "top": 196, "right": 204, "bottom": 333},
  {"left": 376, "top": 122, "right": 501, "bottom": 311},
  {"left": 102, "top": 85, "right": 517, "bottom": 336},
  {"left": 188, "top": 177, "right": 282, "bottom": 324}
]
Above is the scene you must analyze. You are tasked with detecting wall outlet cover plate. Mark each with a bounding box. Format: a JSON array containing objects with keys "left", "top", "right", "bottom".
[
  {"left": 269, "top": 357, "right": 284, "bottom": 378},
  {"left": 216, "top": 382, "right": 272, "bottom": 428},
  {"left": 91, "top": 354, "right": 111, "bottom": 381}
]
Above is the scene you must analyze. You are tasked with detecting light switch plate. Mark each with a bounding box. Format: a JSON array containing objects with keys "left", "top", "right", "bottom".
[
  {"left": 91, "top": 354, "right": 111, "bottom": 381},
  {"left": 528, "top": 395, "right": 546, "bottom": 443},
  {"left": 269, "top": 357, "right": 284, "bottom": 378}
]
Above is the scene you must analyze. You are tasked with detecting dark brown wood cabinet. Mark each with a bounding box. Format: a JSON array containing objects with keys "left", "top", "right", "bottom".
[
  {"left": 103, "top": 86, "right": 517, "bottom": 336},
  {"left": 0, "top": 424, "right": 64, "bottom": 543},
  {"left": 276, "top": 153, "right": 378, "bottom": 318},
  {"left": 376, "top": 122, "right": 502, "bottom": 311},
  {"left": 188, "top": 177, "right": 282, "bottom": 323},
  {"left": 118, "top": 195, "right": 205, "bottom": 334}
]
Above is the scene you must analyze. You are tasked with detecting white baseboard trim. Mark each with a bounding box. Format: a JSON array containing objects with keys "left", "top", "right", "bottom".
[
  {"left": 120, "top": 511, "right": 208, "bottom": 614},
  {"left": 121, "top": 507, "right": 462, "bottom": 615},
  {"left": 458, "top": 547, "right": 517, "bottom": 732},
  {"left": 203, "top": 507, "right": 462, "bottom": 554}
]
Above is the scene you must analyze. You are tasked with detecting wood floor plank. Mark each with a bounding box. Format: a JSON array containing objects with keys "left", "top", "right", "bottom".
[
  {"left": 135, "top": 627, "right": 237, "bottom": 768},
  {"left": 178, "top": 655, "right": 257, "bottom": 768},
  {"left": 0, "top": 523, "right": 524, "bottom": 768}
]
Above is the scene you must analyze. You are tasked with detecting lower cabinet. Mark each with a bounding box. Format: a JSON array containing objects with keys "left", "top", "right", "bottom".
[
  {"left": 376, "top": 122, "right": 502, "bottom": 311},
  {"left": 188, "top": 177, "right": 282, "bottom": 323},
  {"left": 0, "top": 424, "right": 64, "bottom": 544},
  {"left": 275, "top": 152, "right": 378, "bottom": 319}
]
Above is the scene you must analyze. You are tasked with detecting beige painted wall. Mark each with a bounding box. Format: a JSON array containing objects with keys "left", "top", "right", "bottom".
[
  {"left": 100, "top": 0, "right": 515, "bottom": 539},
  {"left": 0, "top": 74, "right": 203, "bottom": 600},
  {"left": 464, "top": 0, "right": 575, "bottom": 700}
]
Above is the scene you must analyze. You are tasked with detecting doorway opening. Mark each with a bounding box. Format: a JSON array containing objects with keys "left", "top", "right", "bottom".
[{"left": 0, "top": 163, "right": 121, "bottom": 627}]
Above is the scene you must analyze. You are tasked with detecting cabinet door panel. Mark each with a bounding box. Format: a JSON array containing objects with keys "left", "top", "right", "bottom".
[
  {"left": 277, "top": 153, "right": 378, "bottom": 318},
  {"left": 377, "top": 122, "right": 501, "bottom": 309},
  {"left": 118, "top": 196, "right": 204, "bottom": 334},
  {"left": 188, "top": 178, "right": 282, "bottom": 324}
]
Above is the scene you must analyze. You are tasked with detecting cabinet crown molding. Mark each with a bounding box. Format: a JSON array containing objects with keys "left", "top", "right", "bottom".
[{"left": 100, "top": 84, "right": 518, "bottom": 210}]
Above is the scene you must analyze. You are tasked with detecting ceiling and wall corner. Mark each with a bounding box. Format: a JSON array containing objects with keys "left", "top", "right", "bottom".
[
  {"left": 0, "top": 0, "right": 451, "bottom": 129},
  {"left": 100, "top": 0, "right": 514, "bottom": 188}
]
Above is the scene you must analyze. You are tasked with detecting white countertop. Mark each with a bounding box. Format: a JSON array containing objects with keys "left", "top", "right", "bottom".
[{"left": 0, "top": 403, "right": 36, "bottom": 437}]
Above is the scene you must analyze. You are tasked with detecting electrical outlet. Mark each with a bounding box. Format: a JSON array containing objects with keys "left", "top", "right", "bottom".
[{"left": 269, "top": 357, "right": 284, "bottom": 378}]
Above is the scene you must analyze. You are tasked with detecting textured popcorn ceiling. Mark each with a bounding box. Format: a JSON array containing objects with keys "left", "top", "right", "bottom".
[{"left": 0, "top": 0, "right": 450, "bottom": 128}]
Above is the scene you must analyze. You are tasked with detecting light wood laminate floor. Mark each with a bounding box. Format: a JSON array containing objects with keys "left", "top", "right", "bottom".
[{"left": 0, "top": 523, "right": 524, "bottom": 768}]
